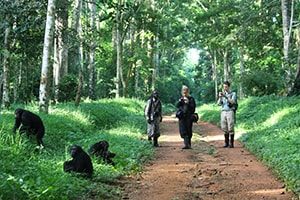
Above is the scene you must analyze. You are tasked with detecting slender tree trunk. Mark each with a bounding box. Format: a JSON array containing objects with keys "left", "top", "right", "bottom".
[
  {"left": 223, "top": 49, "right": 229, "bottom": 81},
  {"left": 123, "top": 24, "right": 136, "bottom": 97},
  {"left": 115, "top": 0, "right": 122, "bottom": 98},
  {"left": 53, "top": 36, "right": 60, "bottom": 102},
  {"left": 151, "top": 35, "right": 159, "bottom": 90},
  {"left": 289, "top": 51, "right": 300, "bottom": 95},
  {"left": 134, "top": 31, "right": 141, "bottom": 97},
  {"left": 60, "top": 0, "right": 69, "bottom": 76},
  {"left": 53, "top": 0, "right": 69, "bottom": 102},
  {"left": 211, "top": 50, "right": 218, "bottom": 101},
  {"left": 2, "top": 17, "right": 10, "bottom": 108},
  {"left": 281, "top": 0, "right": 294, "bottom": 92},
  {"left": 238, "top": 48, "right": 245, "bottom": 98},
  {"left": 39, "top": 0, "right": 55, "bottom": 113},
  {"left": 13, "top": 62, "right": 23, "bottom": 104},
  {"left": 289, "top": 27, "right": 300, "bottom": 95},
  {"left": 74, "top": 0, "right": 84, "bottom": 106},
  {"left": 88, "top": 0, "right": 96, "bottom": 100}
]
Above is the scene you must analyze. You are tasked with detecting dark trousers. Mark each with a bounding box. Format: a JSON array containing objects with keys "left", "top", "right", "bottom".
[{"left": 179, "top": 118, "right": 193, "bottom": 139}]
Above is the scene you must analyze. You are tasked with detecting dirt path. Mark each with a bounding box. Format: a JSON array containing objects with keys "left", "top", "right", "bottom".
[{"left": 122, "top": 116, "right": 296, "bottom": 200}]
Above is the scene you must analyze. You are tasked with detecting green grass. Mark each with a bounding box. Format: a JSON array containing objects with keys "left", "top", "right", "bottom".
[
  {"left": 198, "top": 96, "right": 300, "bottom": 195},
  {"left": 0, "top": 98, "right": 153, "bottom": 199},
  {"left": 162, "top": 103, "right": 176, "bottom": 115}
]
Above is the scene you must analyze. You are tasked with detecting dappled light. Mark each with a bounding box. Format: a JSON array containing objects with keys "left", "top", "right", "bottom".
[
  {"left": 262, "top": 107, "right": 293, "bottom": 127},
  {"left": 250, "top": 188, "right": 287, "bottom": 196}
]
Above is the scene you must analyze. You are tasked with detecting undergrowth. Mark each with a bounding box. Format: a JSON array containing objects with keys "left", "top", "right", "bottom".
[{"left": 0, "top": 98, "right": 153, "bottom": 199}]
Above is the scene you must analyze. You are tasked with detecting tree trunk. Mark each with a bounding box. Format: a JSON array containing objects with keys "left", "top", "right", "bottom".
[
  {"left": 211, "top": 50, "right": 218, "bottom": 101},
  {"left": 238, "top": 48, "right": 245, "bottom": 98},
  {"left": 289, "top": 54, "right": 300, "bottom": 95},
  {"left": 134, "top": 31, "right": 141, "bottom": 97},
  {"left": 39, "top": 0, "right": 55, "bottom": 113},
  {"left": 289, "top": 27, "right": 300, "bottom": 95},
  {"left": 2, "top": 17, "right": 10, "bottom": 108},
  {"left": 151, "top": 35, "right": 159, "bottom": 90},
  {"left": 115, "top": 0, "right": 122, "bottom": 98},
  {"left": 53, "top": 0, "right": 69, "bottom": 102},
  {"left": 223, "top": 49, "right": 229, "bottom": 81},
  {"left": 88, "top": 0, "right": 96, "bottom": 100},
  {"left": 74, "top": 0, "right": 84, "bottom": 106},
  {"left": 123, "top": 24, "right": 135, "bottom": 97},
  {"left": 281, "top": 0, "right": 293, "bottom": 92},
  {"left": 13, "top": 62, "right": 23, "bottom": 104}
]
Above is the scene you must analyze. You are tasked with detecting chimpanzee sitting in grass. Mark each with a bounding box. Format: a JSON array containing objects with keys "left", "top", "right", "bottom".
[
  {"left": 63, "top": 145, "right": 93, "bottom": 178},
  {"left": 13, "top": 108, "right": 45, "bottom": 147},
  {"left": 89, "top": 140, "right": 116, "bottom": 165}
]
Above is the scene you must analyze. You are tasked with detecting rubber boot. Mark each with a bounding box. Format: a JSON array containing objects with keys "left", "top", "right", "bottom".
[
  {"left": 223, "top": 133, "right": 229, "bottom": 148},
  {"left": 229, "top": 135, "right": 234, "bottom": 148},
  {"left": 153, "top": 137, "right": 159, "bottom": 147},
  {"left": 188, "top": 137, "right": 192, "bottom": 149},
  {"left": 182, "top": 137, "right": 191, "bottom": 149}
]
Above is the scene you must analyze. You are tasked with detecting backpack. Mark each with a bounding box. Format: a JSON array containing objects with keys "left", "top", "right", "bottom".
[
  {"left": 228, "top": 92, "right": 238, "bottom": 113},
  {"left": 192, "top": 113, "right": 199, "bottom": 123}
]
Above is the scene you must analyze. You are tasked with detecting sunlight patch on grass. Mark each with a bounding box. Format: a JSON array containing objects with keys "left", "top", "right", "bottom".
[{"left": 262, "top": 107, "right": 293, "bottom": 128}]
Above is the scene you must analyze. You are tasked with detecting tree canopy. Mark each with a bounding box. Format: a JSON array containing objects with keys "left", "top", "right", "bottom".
[{"left": 0, "top": 0, "right": 300, "bottom": 110}]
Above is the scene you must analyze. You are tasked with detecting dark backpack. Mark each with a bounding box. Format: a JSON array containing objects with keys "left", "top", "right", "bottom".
[
  {"left": 192, "top": 113, "right": 199, "bottom": 123},
  {"left": 228, "top": 92, "right": 238, "bottom": 113}
]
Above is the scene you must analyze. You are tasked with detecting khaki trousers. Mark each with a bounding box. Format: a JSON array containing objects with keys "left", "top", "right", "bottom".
[{"left": 221, "top": 110, "right": 235, "bottom": 135}]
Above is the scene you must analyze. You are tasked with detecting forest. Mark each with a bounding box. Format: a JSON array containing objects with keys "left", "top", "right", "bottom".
[
  {"left": 0, "top": 0, "right": 299, "bottom": 109},
  {"left": 0, "top": 0, "right": 299, "bottom": 199}
]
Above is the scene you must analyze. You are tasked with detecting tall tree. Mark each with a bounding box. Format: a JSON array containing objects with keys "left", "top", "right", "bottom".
[
  {"left": 73, "top": 0, "right": 84, "bottom": 106},
  {"left": 281, "top": 0, "right": 294, "bottom": 92},
  {"left": 223, "top": 49, "right": 229, "bottom": 81},
  {"left": 289, "top": 26, "right": 300, "bottom": 95},
  {"left": 238, "top": 48, "right": 245, "bottom": 98},
  {"left": 88, "top": 0, "right": 96, "bottom": 100},
  {"left": 53, "top": 0, "right": 69, "bottom": 102},
  {"left": 39, "top": 0, "right": 55, "bottom": 113},
  {"left": 2, "top": 16, "right": 11, "bottom": 108},
  {"left": 114, "top": 0, "right": 122, "bottom": 98}
]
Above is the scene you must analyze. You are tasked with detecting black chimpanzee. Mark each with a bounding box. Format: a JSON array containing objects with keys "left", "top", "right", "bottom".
[
  {"left": 63, "top": 145, "right": 93, "bottom": 178},
  {"left": 13, "top": 108, "right": 45, "bottom": 147},
  {"left": 89, "top": 140, "right": 116, "bottom": 165}
]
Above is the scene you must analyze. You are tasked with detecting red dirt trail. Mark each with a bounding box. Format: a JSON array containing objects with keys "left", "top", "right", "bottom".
[{"left": 122, "top": 116, "right": 297, "bottom": 200}]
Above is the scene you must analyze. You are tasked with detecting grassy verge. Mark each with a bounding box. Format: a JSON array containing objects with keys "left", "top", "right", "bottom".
[
  {"left": 0, "top": 99, "right": 153, "bottom": 199},
  {"left": 198, "top": 96, "right": 300, "bottom": 195}
]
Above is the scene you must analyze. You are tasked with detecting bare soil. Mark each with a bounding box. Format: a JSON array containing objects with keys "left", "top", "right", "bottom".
[{"left": 121, "top": 116, "right": 297, "bottom": 200}]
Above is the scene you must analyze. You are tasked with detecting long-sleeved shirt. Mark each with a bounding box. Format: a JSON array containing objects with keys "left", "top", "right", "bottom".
[
  {"left": 145, "top": 98, "right": 162, "bottom": 121},
  {"left": 217, "top": 91, "right": 237, "bottom": 111},
  {"left": 176, "top": 96, "right": 196, "bottom": 118}
]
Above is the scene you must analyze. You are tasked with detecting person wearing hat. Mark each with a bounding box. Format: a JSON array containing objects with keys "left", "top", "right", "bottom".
[
  {"left": 144, "top": 90, "right": 162, "bottom": 147},
  {"left": 176, "top": 85, "right": 196, "bottom": 149}
]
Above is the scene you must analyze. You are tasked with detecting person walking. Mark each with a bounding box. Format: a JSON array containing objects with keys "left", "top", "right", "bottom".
[
  {"left": 145, "top": 90, "right": 162, "bottom": 147},
  {"left": 217, "top": 81, "right": 237, "bottom": 148},
  {"left": 176, "top": 86, "right": 196, "bottom": 149}
]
